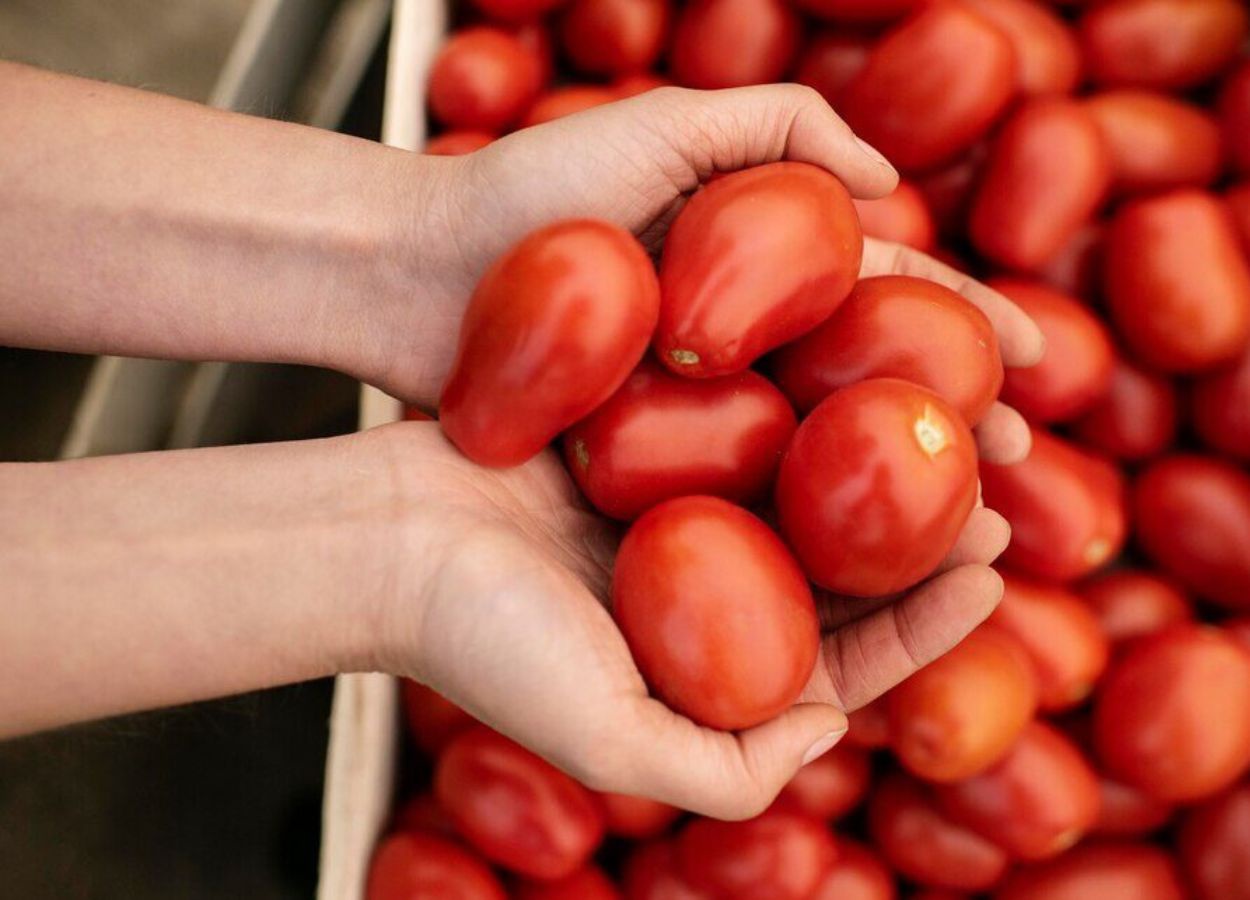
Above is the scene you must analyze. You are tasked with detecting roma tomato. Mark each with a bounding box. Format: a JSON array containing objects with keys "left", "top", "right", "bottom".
[
  {"left": 656, "top": 162, "right": 862, "bottom": 377},
  {"left": 559, "top": 0, "right": 669, "bottom": 77},
  {"left": 669, "top": 0, "right": 799, "bottom": 89},
  {"left": 519, "top": 85, "right": 617, "bottom": 126},
  {"left": 1037, "top": 222, "right": 1103, "bottom": 300},
  {"left": 429, "top": 27, "right": 544, "bottom": 131},
  {"left": 1192, "top": 344, "right": 1250, "bottom": 461},
  {"left": 962, "top": 0, "right": 1081, "bottom": 96},
  {"left": 774, "top": 744, "right": 871, "bottom": 821},
  {"left": 563, "top": 360, "right": 796, "bottom": 521},
  {"left": 1070, "top": 357, "right": 1178, "bottom": 461},
  {"left": 623, "top": 841, "right": 710, "bottom": 900},
  {"left": 1094, "top": 625, "right": 1250, "bottom": 803},
  {"left": 770, "top": 276, "right": 1002, "bottom": 424},
  {"left": 1133, "top": 455, "right": 1250, "bottom": 610},
  {"left": 811, "top": 839, "right": 897, "bottom": 900},
  {"left": 776, "top": 379, "right": 979, "bottom": 596},
  {"left": 507, "top": 19, "right": 556, "bottom": 84},
  {"left": 599, "top": 792, "right": 681, "bottom": 840},
  {"left": 845, "top": 696, "right": 890, "bottom": 749},
  {"left": 792, "top": 0, "right": 920, "bottom": 22},
  {"left": 613, "top": 72, "right": 671, "bottom": 97},
  {"left": 1228, "top": 180, "right": 1250, "bottom": 251},
  {"left": 1078, "top": 0, "right": 1247, "bottom": 91},
  {"left": 440, "top": 220, "right": 658, "bottom": 467},
  {"left": 367, "top": 832, "right": 506, "bottom": 900},
  {"left": 1179, "top": 782, "right": 1250, "bottom": 900},
  {"left": 990, "top": 278, "right": 1114, "bottom": 423},
  {"left": 434, "top": 727, "right": 605, "bottom": 879},
  {"left": 915, "top": 144, "right": 988, "bottom": 238},
  {"left": 981, "top": 428, "right": 1127, "bottom": 582},
  {"left": 841, "top": 3, "right": 1016, "bottom": 173},
  {"left": 994, "top": 842, "right": 1187, "bottom": 900},
  {"left": 1220, "top": 62, "right": 1250, "bottom": 175},
  {"left": 393, "top": 793, "right": 458, "bottom": 837},
  {"left": 1076, "top": 569, "right": 1191, "bottom": 644},
  {"left": 867, "top": 772, "right": 1010, "bottom": 892},
  {"left": 425, "top": 131, "right": 494, "bottom": 155},
  {"left": 969, "top": 99, "right": 1111, "bottom": 272},
  {"left": 514, "top": 866, "right": 621, "bottom": 900},
  {"left": 470, "top": 0, "right": 568, "bottom": 22},
  {"left": 612, "top": 496, "right": 819, "bottom": 731},
  {"left": 401, "top": 680, "right": 476, "bottom": 755},
  {"left": 1092, "top": 777, "right": 1173, "bottom": 838},
  {"left": 887, "top": 624, "right": 1039, "bottom": 783},
  {"left": 852, "top": 181, "right": 937, "bottom": 252},
  {"left": 792, "top": 31, "right": 873, "bottom": 109}
]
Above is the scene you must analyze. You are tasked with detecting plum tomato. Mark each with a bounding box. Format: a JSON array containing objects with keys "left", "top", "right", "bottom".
[
  {"left": 514, "top": 865, "right": 621, "bottom": 900},
  {"left": 401, "top": 680, "right": 476, "bottom": 756},
  {"left": 429, "top": 27, "right": 544, "bottom": 132},
  {"left": 1179, "top": 782, "right": 1250, "bottom": 900},
  {"left": 1092, "top": 777, "right": 1173, "bottom": 838},
  {"left": 440, "top": 220, "right": 658, "bottom": 467},
  {"left": 623, "top": 841, "right": 710, "bottom": 900},
  {"left": 773, "top": 744, "right": 872, "bottom": 821},
  {"left": 1192, "top": 343, "right": 1250, "bottom": 461},
  {"left": 656, "top": 162, "right": 862, "bottom": 377},
  {"left": 792, "top": 31, "right": 873, "bottom": 109},
  {"left": 1036, "top": 222, "right": 1104, "bottom": 300},
  {"left": 1070, "top": 356, "right": 1178, "bottom": 462},
  {"left": 669, "top": 0, "right": 799, "bottom": 89},
  {"left": 1076, "top": 569, "right": 1191, "bottom": 645},
  {"left": 611, "top": 496, "right": 819, "bottom": 731},
  {"left": 559, "top": 0, "right": 669, "bottom": 77},
  {"left": 424, "top": 131, "right": 495, "bottom": 155},
  {"left": 791, "top": 0, "right": 920, "bottom": 22},
  {"left": 915, "top": 145, "right": 989, "bottom": 238},
  {"left": 845, "top": 696, "right": 890, "bottom": 749},
  {"left": 994, "top": 842, "right": 1187, "bottom": 900},
  {"left": 393, "top": 793, "right": 459, "bottom": 837},
  {"left": 961, "top": 0, "right": 1081, "bottom": 97},
  {"left": 519, "top": 85, "right": 617, "bottom": 126},
  {"left": 1220, "top": 61, "right": 1250, "bottom": 175},
  {"left": 507, "top": 19, "right": 556, "bottom": 84},
  {"left": 599, "top": 792, "right": 681, "bottom": 840},
  {"left": 852, "top": 181, "right": 937, "bottom": 252},
  {"left": 810, "top": 838, "right": 897, "bottom": 900},
  {"left": 1227, "top": 180, "right": 1250, "bottom": 251},
  {"left": 367, "top": 831, "right": 506, "bottom": 900},
  {"left": 771, "top": 276, "right": 1002, "bottom": 425},
  {"left": 613, "top": 72, "right": 671, "bottom": 97}
]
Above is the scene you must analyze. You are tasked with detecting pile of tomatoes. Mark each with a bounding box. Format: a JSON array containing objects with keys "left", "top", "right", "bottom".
[{"left": 370, "top": 0, "right": 1250, "bottom": 898}]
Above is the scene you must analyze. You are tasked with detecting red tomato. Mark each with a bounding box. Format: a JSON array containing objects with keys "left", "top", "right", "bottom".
[
  {"left": 915, "top": 144, "right": 988, "bottom": 237},
  {"left": 393, "top": 793, "right": 458, "bottom": 837},
  {"left": 612, "top": 496, "right": 819, "bottom": 730},
  {"left": 1106, "top": 190, "right": 1250, "bottom": 372},
  {"left": 791, "top": 0, "right": 920, "bottom": 22},
  {"left": 841, "top": 3, "right": 1016, "bottom": 173},
  {"left": 776, "top": 379, "right": 979, "bottom": 596},
  {"left": 623, "top": 841, "right": 710, "bottom": 900},
  {"left": 403, "top": 405, "right": 435, "bottom": 422},
  {"left": 507, "top": 19, "right": 556, "bottom": 84},
  {"left": 470, "top": 0, "right": 568, "bottom": 22},
  {"left": 970, "top": 98, "right": 1111, "bottom": 271},
  {"left": 980, "top": 428, "right": 1127, "bottom": 582},
  {"left": 612, "top": 72, "right": 670, "bottom": 96},
  {"left": 677, "top": 810, "right": 838, "bottom": 900},
  {"left": 425, "top": 131, "right": 495, "bottom": 155},
  {"left": 1078, "top": 0, "right": 1247, "bottom": 91},
  {"left": 563, "top": 360, "right": 796, "bottom": 520},
  {"left": 656, "top": 162, "right": 862, "bottom": 377},
  {"left": 1076, "top": 569, "right": 1191, "bottom": 645},
  {"left": 1179, "top": 782, "right": 1250, "bottom": 900},
  {"left": 844, "top": 696, "right": 890, "bottom": 749},
  {"left": 669, "top": 0, "right": 798, "bottom": 88},
  {"left": 811, "top": 838, "right": 897, "bottom": 900},
  {"left": 852, "top": 181, "right": 938, "bottom": 252},
  {"left": 887, "top": 624, "right": 1039, "bottom": 783},
  {"left": 792, "top": 31, "right": 873, "bottom": 109},
  {"left": 1092, "top": 777, "right": 1173, "bottom": 837},
  {"left": 868, "top": 772, "right": 1010, "bottom": 891},
  {"left": 994, "top": 842, "right": 1187, "bottom": 900},
  {"left": 401, "top": 680, "right": 476, "bottom": 756},
  {"left": 911, "top": 894, "right": 970, "bottom": 900},
  {"left": 519, "top": 85, "right": 616, "bottom": 126},
  {"left": 1070, "top": 357, "right": 1177, "bottom": 461},
  {"left": 429, "top": 27, "right": 544, "bottom": 131},
  {"left": 773, "top": 744, "right": 871, "bottom": 821},
  {"left": 1133, "top": 455, "right": 1250, "bottom": 610},
  {"left": 962, "top": 0, "right": 1081, "bottom": 96},
  {"left": 514, "top": 866, "right": 621, "bottom": 900},
  {"left": 599, "top": 793, "right": 681, "bottom": 840},
  {"left": 1220, "top": 61, "right": 1250, "bottom": 175},
  {"left": 440, "top": 220, "right": 658, "bottom": 467},
  {"left": 935, "top": 721, "right": 1100, "bottom": 861},
  {"left": 991, "top": 278, "right": 1115, "bottom": 423},
  {"left": 434, "top": 727, "right": 605, "bottom": 879},
  {"left": 1037, "top": 222, "right": 1103, "bottom": 300},
  {"left": 1192, "top": 344, "right": 1250, "bottom": 461},
  {"left": 770, "top": 276, "right": 1002, "bottom": 425},
  {"left": 367, "top": 832, "right": 506, "bottom": 900},
  {"left": 1227, "top": 180, "right": 1250, "bottom": 251},
  {"left": 559, "top": 0, "right": 668, "bottom": 76}
]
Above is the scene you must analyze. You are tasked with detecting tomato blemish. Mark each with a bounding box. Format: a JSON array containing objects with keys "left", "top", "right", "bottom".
[{"left": 914, "top": 405, "right": 950, "bottom": 458}]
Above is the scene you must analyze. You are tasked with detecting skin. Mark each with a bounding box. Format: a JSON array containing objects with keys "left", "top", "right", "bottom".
[{"left": 0, "top": 61, "right": 1043, "bottom": 819}]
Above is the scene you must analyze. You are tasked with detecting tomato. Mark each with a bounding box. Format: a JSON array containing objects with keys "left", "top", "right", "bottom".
[
  {"left": 520, "top": 85, "right": 617, "bottom": 126},
  {"left": 990, "top": 278, "right": 1114, "bottom": 423},
  {"left": 980, "top": 428, "right": 1127, "bottom": 582},
  {"left": 1078, "top": 0, "right": 1247, "bottom": 91},
  {"left": 507, "top": 19, "right": 556, "bottom": 84},
  {"left": 867, "top": 772, "right": 1010, "bottom": 892},
  {"left": 994, "top": 842, "right": 1187, "bottom": 900},
  {"left": 470, "top": 0, "right": 568, "bottom": 23},
  {"left": 440, "top": 220, "right": 658, "bottom": 467},
  {"left": 656, "top": 162, "right": 862, "bottom": 377},
  {"left": 962, "top": 0, "right": 1080, "bottom": 96},
  {"left": 367, "top": 831, "right": 506, "bottom": 900},
  {"left": 1192, "top": 344, "right": 1250, "bottom": 461},
  {"left": 1220, "top": 62, "right": 1250, "bottom": 175},
  {"left": 852, "top": 181, "right": 937, "bottom": 252},
  {"left": 1179, "top": 782, "right": 1250, "bottom": 900},
  {"left": 669, "top": 0, "right": 799, "bottom": 89},
  {"left": 811, "top": 838, "right": 897, "bottom": 900},
  {"left": 840, "top": 3, "right": 1016, "bottom": 173},
  {"left": 1230, "top": 618, "right": 1250, "bottom": 654},
  {"left": 623, "top": 841, "right": 710, "bottom": 900},
  {"left": 1076, "top": 569, "right": 1191, "bottom": 645},
  {"left": 844, "top": 696, "right": 890, "bottom": 749},
  {"left": 434, "top": 727, "right": 605, "bottom": 879},
  {"left": 559, "top": 0, "right": 668, "bottom": 76},
  {"left": 1133, "top": 455, "right": 1250, "bottom": 610},
  {"left": 514, "top": 866, "right": 621, "bottom": 900},
  {"left": 401, "top": 680, "right": 476, "bottom": 755},
  {"left": 563, "top": 360, "right": 796, "bottom": 520},
  {"left": 1070, "top": 357, "right": 1178, "bottom": 462},
  {"left": 1228, "top": 180, "right": 1250, "bottom": 252},
  {"left": 792, "top": 31, "right": 873, "bottom": 109},
  {"left": 425, "top": 131, "right": 495, "bottom": 155},
  {"left": 612, "top": 72, "right": 670, "bottom": 96},
  {"left": 791, "top": 0, "right": 920, "bottom": 22},
  {"left": 599, "top": 792, "right": 681, "bottom": 840},
  {"left": 915, "top": 144, "right": 988, "bottom": 237},
  {"left": 394, "top": 793, "right": 458, "bottom": 838},
  {"left": 612, "top": 496, "right": 819, "bottom": 730},
  {"left": 887, "top": 624, "right": 1038, "bottom": 784},
  {"left": 429, "top": 27, "right": 544, "bottom": 131},
  {"left": 969, "top": 98, "right": 1111, "bottom": 272},
  {"left": 773, "top": 744, "right": 871, "bottom": 821},
  {"left": 677, "top": 810, "right": 838, "bottom": 900},
  {"left": 771, "top": 276, "right": 1002, "bottom": 425},
  {"left": 776, "top": 379, "right": 979, "bottom": 596},
  {"left": 1037, "top": 222, "right": 1103, "bottom": 300},
  {"left": 1092, "top": 777, "right": 1173, "bottom": 838}
]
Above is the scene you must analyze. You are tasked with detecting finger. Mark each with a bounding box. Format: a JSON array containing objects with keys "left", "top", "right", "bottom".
[
  {"left": 975, "top": 401, "right": 1033, "bottom": 465},
  {"left": 936, "top": 507, "right": 1011, "bottom": 573},
  {"left": 859, "top": 239, "right": 1046, "bottom": 368}
]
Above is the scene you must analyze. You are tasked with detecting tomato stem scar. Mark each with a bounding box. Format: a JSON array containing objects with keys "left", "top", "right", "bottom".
[
  {"left": 669, "top": 348, "right": 700, "bottom": 366},
  {"left": 573, "top": 439, "right": 590, "bottom": 469},
  {"left": 913, "top": 405, "right": 950, "bottom": 458}
]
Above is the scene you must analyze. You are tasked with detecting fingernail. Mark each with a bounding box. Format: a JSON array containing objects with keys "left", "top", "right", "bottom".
[
  {"left": 855, "top": 137, "right": 895, "bottom": 171},
  {"left": 801, "top": 729, "right": 847, "bottom": 766}
]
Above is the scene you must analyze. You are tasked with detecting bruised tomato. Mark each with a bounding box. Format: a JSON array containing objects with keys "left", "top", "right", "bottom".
[
  {"left": 776, "top": 379, "right": 979, "bottom": 596},
  {"left": 623, "top": 842, "right": 710, "bottom": 900},
  {"left": 429, "top": 27, "right": 544, "bottom": 132},
  {"left": 1179, "top": 782, "right": 1250, "bottom": 900},
  {"left": 669, "top": 0, "right": 799, "bottom": 88},
  {"left": 962, "top": 0, "right": 1081, "bottom": 96},
  {"left": 994, "top": 842, "right": 1187, "bottom": 900},
  {"left": 514, "top": 866, "right": 621, "bottom": 900},
  {"left": 1070, "top": 357, "right": 1178, "bottom": 462},
  {"left": 771, "top": 276, "right": 1002, "bottom": 425},
  {"left": 1220, "top": 62, "right": 1250, "bottom": 175},
  {"left": 1037, "top": 222, "right": 1104, "bottom": 300},
  {"left": 852, "top": 181, "right": 937, "bottom": 251},
  {"left": 425, "top": 131, "right": 495, "bottom": 155},
  {"left": 440, "top": 220, "right": 658, "bottom": 467},
  {"left": 1192, "top": 344, "right": 1250, "bottom": 461},
  {"left": 811, "top": 839, "right": 896, "bottom": 900},
  {"left": 792, "top": 31, "right": 873, "bottom": 109},
  {"left": 1076, "top": 569, "right": 1191, "bottom": 645},
  {"left": 656, "top": 163, "right": 862, "bottom": 377},
  {"left": 367, "top": 832, "right": 506, "bottom": 900},
  {"left": 401, "top": 680, "right": 476, "bottom": 755},
  {"left": 559, "top": 0, "right": 669, "bottom": 76},
  {"left": 774, "top": 744, "right": 872, "bottom": 821},
  {"left": 599, "top": 793, "right": 681, "bottom": 840},
  {"left": 1093, "top": 777, "right": 1173, "bottom": 838},
  {"left": 520, "top": 85, "right": 617, "bottom": 126},
  {"left": 612, "top": 496, "right": 819, "bottom": 730}
]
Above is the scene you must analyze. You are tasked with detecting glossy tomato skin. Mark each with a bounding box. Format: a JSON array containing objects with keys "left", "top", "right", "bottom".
[
  {"left": 1092, "top": 777, "right": 1173, "bottom": 838},
  {"left": 1220, "top": 62, "right": 1250, "bottom": 175},
  {"left": 440, "top": 220, "right": 658, "bottom": 467},
  {"left": 771, "top": 276, "right": 1002, "bottom": 425},
  {"left": 623, "top": 841, "right": 710, "bottom": 900},
  {"left": 657, "top": 162, "right": 862, "bottom": 377},
  {"left": 559, "top": 0, "right": 669, "bottom": 76},
  {"left": 1076, "top": 569, "right": 1191, "bottom": 645},
  {"left": 669, "top": 0, "right": 799, "bottom": 89},
  {"left": 1078, "top": 0, "right": 1248, "bottom": 91},
  {"left": 841, "top": 3, "right": 1016, "bottom": 173},
  {"left": 563, "top": 360, "right": 796, "bottom": 520},
  {"left": 519, "top": 85, "right": 617, "bottom": 126},
  {"left": 991, "top": 279, "right": 1114, "bottom": 423},
  {"left": 981, "top": 428, "right": 1127, "bottom": 581},
  {"left": 776, "top": 379, "right": 979, "bottom": 596},
  {"left": 1179, "top": 782, "right": 1250, "bottom": 900},
  {"left": 811, "top": 838, "right": 897, "bottom": 900},
  {"left": 852, "top": 181, "right": 937, "bottom": 252},
  {"left": 792, "top": 0, "right": 920, "bottom": 21},
  {"left": 425, "top": 131, "right": 495, "bottom": 155},
  {"left": 1070, "top": 357, "right": 1178, "bottom": 461},
  {"left": 773, "top": 744, "right": 872, "bottom": 821},
  {"left": 792, "top": 31, "right": 873, "bottom": 109},
  {"left": 514, "top": 865, "right": 621, "bottom": 900},
  {"left": 599, "top": 793, "right": 681, "bottom": 840},
  {"left": 401, "top": 680, "right": 476, "bottom": 755},
  {"left": 429, "top": 27, "right": 544, "bottom": 131},
  {"left": 962, "top": 0, "right": 1080, "bottom": 96},
  {"left": 970, "top": 98, "right": 1111, "bottom": 271},
  {"left": 367, "top": 831, "right": 506, "bottom": 900},
  {"left": 1133, "top": 455, "right": 1250, "bottom": 610},
  {"left": 612, "top": 496, "right": 819, "bottom": 731},
  {"left": 434, "top": 727, "right": 605, "bottom": 879},
  {"left": 1192, "top": 344, "right": 1250, "bottom": 461},
  {"left": 994, "top": 842, "right": 1187, "bottom": 900}
]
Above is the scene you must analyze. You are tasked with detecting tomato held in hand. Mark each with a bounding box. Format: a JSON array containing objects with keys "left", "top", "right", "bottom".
[
  {"left": 514, "top": 865, "right": 621, "bottom": 900},
  {"left": 811, "top": 838, "right": 897, "bottom": 900},
  {"left": 559, "top": 0, "right": 669, "bottom": 77},
  {"left": 520, "top": 85, "right": 617, "bottom": 126},
  {"left": 792, "top": 31, "right": 873, "bottom": 109},
  {"left": 1070, "top": 357, "right": 1177, "bottom": 462},
  {"left": 440, "top": 220, "right": 658, "bottom": 467},
  {"left": 657, "top": 162, "right": 862, "bottom": 377},
  {"left": 1076, "top": 569, "right": 1191, "bottom": 644},
  {"left": 852, "top": 181, "right": 937, "bottom": 252},
  {"left": 623, "top": 841, "right": 710, "bottom": 900},
  {"left": 1092, "top": 777, "right": 1173, "bottom": 838},
  {"left": 434, "top": 727, "right": 605, "bottom": 879},
  {"left": 599, "top": 792, "right": 681, "bottom": 840},
  {"left": 841, "top": 3, "right": 1016, "bottom": 173},
  {"left": 771, "top": 276, "right": 1002, "bottom": 425},
  {"left": 669, "top": 0, "right": 799, "bottom": 89},
  {"left": 962, "top": 0, "right": 1080, "bottom": 97},
  {"left": 401, "top": 680, "right": 476, "bottom": 755},
  {"left": 1220, "top": 62, "right": 1250, "bottom": 175},
  {"left": 612, "top": 496, "right": 819, "bottom": 731},
  {"left": 1179, "top": 782, "right": 1250, "bottom": 900},
  {"left": 367, "top": 832, "right": 506, "bottom": 900},
  {"left": 429, "top": 27, "right": 544, "bottom": 132},
  {"left": 994, "top": 842, "right": 1187, "bottom": 900},
  {"left": 1192, "top": 344, "right": 1250, "bottom": 461},
  {"left": 773, "top": 744, "right": 872, "bottom": 821}
]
